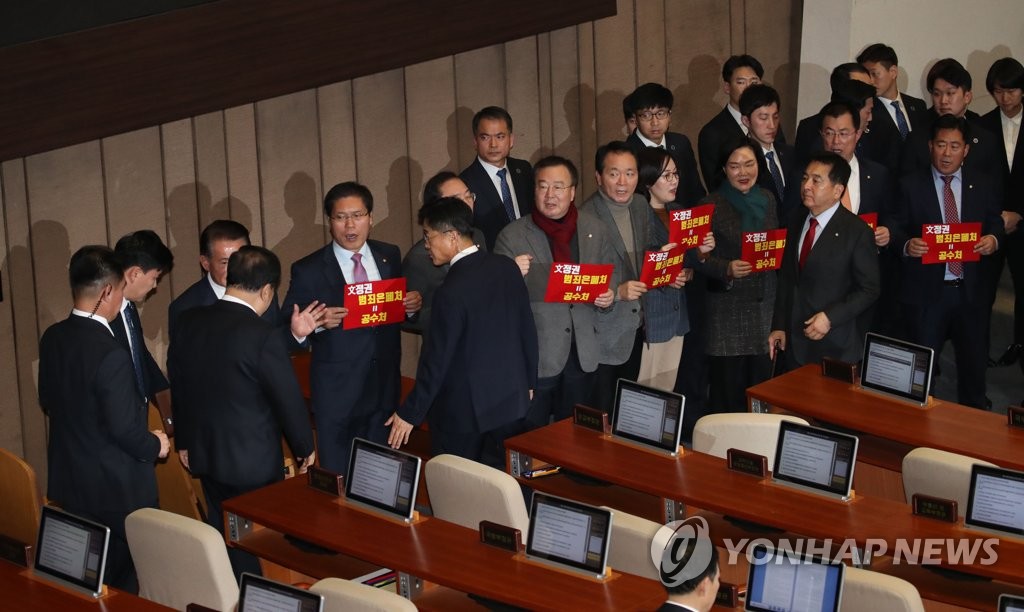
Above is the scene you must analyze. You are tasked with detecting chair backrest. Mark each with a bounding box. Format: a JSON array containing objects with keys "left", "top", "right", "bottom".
[
  {"left": 902, "top": 447, "right": 996, "bottom": 516},
  {"left": 603, "top": 508, "right": 661, "bottom": 580},
  {"left": 424, "top": 454, "right": 529, "bottom": 533},
  {"left": 311, "top": 577, "right": 417, "bottom": 612},
  {"left": 126, "top": 507, "right": 239, "bottom": 611},
  {"left": 840, "top": 566, "right": 924, "bottom": 612},
  {"left": 0, "top": 447, "right": 42, "bottom": 548},
  {"left": 692, "top": 413, "right": 809, "bottom": 460}
]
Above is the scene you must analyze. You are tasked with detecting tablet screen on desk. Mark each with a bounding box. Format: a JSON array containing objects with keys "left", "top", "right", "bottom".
[
  {"left": 611, "top": 379, "right": 685, "bottom": 455},
  {"left": 344, "top": 438, "right": 421, "bottom": 522},
  {"left": 526, "top": 492, "right": 613, "bottom": 578},
  {"left": 238, "top": 573, "right": 323, "bottom": 612},
  {"left": 772, "top": 421, "right": 858, "bottom": 499},
  {"left": 999, "top": 593, "right": 1024, "bottom": 611},
  {"left": 860, "top": 333, "right": 933, "bottom": 404},
  {"left": 965, "top": 464, "right": 1024, "bottom": 537},
  {"left": 745, "top": 544, "right": 844, "bottom": 612},
  {"left": 33, "top": 506, "right": 109, "bottom": 597}
]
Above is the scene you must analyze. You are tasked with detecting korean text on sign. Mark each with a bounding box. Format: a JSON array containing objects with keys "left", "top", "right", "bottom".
[
  {"left": 740, "top": 229, "right": 787, "bottom": 272},
  {"left": 343, "top": 277, "right": 407, "bottom": 329},
  {"left": 920, "top": 222, "right": 982, "bottom": 265},
  {"left": 543, "top": 263, "right": 615, "bottom": 303}
]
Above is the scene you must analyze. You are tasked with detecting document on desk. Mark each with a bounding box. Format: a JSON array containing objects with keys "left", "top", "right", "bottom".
[
  {"left": 971, "top": 473, "right": 1024, "bottom": 530},
  {"left": 778, "top": 431, "right": 837, "bottom": 486},
  {"left": 244, "top": 587, "right": 304, "bottom": 612},
  {"left": 531, "top": 504, "right": 591, "bottom": 564},
  {"left": 350, "top": 448, "right": 402, "bottom": 507},
  {"left": 863, "top": 343, "right": 915, "bottom": 393},
  {"left": 38, "top": 518, "right": 90, "bottom": 580},
  {"left": 616, "top": 390, "right": 666, "bottom": 442},
  {"left": 756, "top": 562, "right": 830, "bottom": 611}
]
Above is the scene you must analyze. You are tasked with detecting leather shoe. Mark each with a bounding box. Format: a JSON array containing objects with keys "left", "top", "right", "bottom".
[{"left": 994, "top": 343, "right": 1024, "bottom": 366}]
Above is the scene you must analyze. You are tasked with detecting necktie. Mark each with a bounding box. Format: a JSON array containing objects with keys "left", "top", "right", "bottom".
[
  {"left": 891, "top": 100, "right": 910, "bottom": 141},
  {"left": 1006, "top": 120, "right": 1017, "bottom": 170},
  {"left": 799, "top": 218, "right": 818, "bottom": 270},
  {"left": 942, "top": 176, "right": 963, "bottom": 278},
  {"left": 351, "top": 252, "right": 369, "bottom": 283},
  {"left": 496, "top": 168, "right": 517, "bottom": 222},
  {"left": 765, "top": 151, "right": 785, "bottom": 199},
  {"left": 124, "top": 302, "right": 147, "bottom": 401}
]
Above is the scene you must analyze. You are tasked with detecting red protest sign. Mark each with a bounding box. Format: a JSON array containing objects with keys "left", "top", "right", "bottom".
[
  {"left": 639, "top": 246, "right": 685, "bottom": 288},
  {"left": 543, "top": 263, "right": 614, "bottom": 303},
  {"left": 741, "top": 229, "right": 787, "bottom": 272},
  {"left": 668, "top": 204, "right": 714, "bottom": 251},
  {"left": 859, "top": 212, "right": 878, "bottom": 230},
  {"left": 343, "top": 278, "right": 407, "bottom": 329},
  {"left": 921, "top": 222, "right": 982, "bottom": 265}
]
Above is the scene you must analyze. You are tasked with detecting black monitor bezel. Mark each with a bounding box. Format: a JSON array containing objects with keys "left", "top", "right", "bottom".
[
  {"left": 525, "top": 492, "right": 614, "bottom": 578},
  {"left": 965, "top": 464, "right": 1024, "bottom": 537},
  {"left": 859, "top": 332, "right": 934, "bottom": 405},
  {"left": 610, "top": 378, "right": 685, "bottom": 455},
  {"left": 771, "top": 420, "right": 859, "bottom": 499},
  {"left": 238, "top": 572, "right": 324, "bottom": 612},
  {"left": 998, "top": 593, "right": 1024, "bottom": 612},
  {"left": 744, "top": 543, "right": 845, "bottom": 612},
  {"left": 344, "top": 437, "right": 422, "bottom": 523}
]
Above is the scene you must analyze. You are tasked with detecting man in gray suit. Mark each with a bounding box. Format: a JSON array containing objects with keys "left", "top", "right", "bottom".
[
  {"left": 579, "top": 141, "right": 684, "bottom": 410},
  {"left": 769, "top": 152, "right": 880, "bottom": 368},
  {"left": 495, "top": 156, "right": 623, "bottom": 426}
]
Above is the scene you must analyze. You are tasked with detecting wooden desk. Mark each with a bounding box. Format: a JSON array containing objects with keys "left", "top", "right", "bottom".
[
  {"left": 0, "top": 559, "right": 173, "bottom": 611},
  {"left": 504, "top": 419, "right": 1024, "bottom": 586},
  {"left": 222, "top": 477, "right": 667, "bottom": 611},
  {"left": 746, "top": 365, "right": 1024, "bottom": 471}
]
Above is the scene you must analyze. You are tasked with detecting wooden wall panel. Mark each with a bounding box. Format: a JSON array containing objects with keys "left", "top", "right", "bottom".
[
  {"left": 666, "top": 0, "right": 732, "bottom": 137},
  {"left": 576, "top": 22, "right": 600, "bottom": 197},
  {"left": 634, "top": 0, "right": 668, "bottom": 86},
  {"left": 192, "top": 112, "right": 231, "bottom": 234},
  {"left": 454, "top": 47, "right": 507, "bottom": 171},
  {"left": 505, "top": 37, "right": 543, "bottom": 163},
  {"left": 0, "top": 169, "right": 23, "bottom": 456},
  {"left": 256, "top": 91, "right": 322, "bottom": 290},
  {"left": 162, "top": 119, "right": 202, "bottom": 298},
  {"left": 593, "top": 0, "right": 638, "bottom": 149},
  {"left": 225, "top": 104, "right": 264, "bottom": 247},
  {"left": 745, "top": 0, "right": 802, "bottom": 137},
  {"left": 317, "top": 81, "right": 357, "bottom": 224},
  {"left": 403, "top": 57, "right": 459, "bottom": 220}
]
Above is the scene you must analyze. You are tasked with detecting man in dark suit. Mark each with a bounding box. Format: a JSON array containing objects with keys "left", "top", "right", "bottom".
[
  {"left": 113, "top": 230, "right": 175, "bottom": 433},
  {"left": 856, "top": 43, "right": 928, "bottom": 168},
  {"left": 769, "top": 152, "right": 880, "bottom": 368},
  {"left": 168, "top": 219, "right": 280, "bottom": 338},
  {"left": 981, "top": 58, "right": 1024, "bottom": 365},
  {"left": 625, "top": 82, "right": 706, "bottom": 206},
  {"left": 794, "top": 65, "right": 881, "bottom": 167},
  {"left": 656, "top": 534, "right": 719, "bottom": 612},
  {"left": 169, "top": 246, "right": 317, "bottom": 579},
  {"left": 282, "top": 182, "right": 422, "bottom": 475},
  {"left": 387, "top": 197, "right": 537, "bottom": 468},
  {"left": 900, "top": 59, "right": 1003, "bottom": 179},
  {"left": 402, "top": 171, "right": 486, "bottom": 334},
  {"left": 39, "top": 246, "right": 170, "bottom": 592},
  {"left": 460, "top": 106, "right": 534, "bottom": 250},
  {"left": 892, "top": 115, "right": 1003, "bottom": 409},
  {"left": 698, "top": 54, "right": 785, "bottom": 191},
  {"left": 738, "top": 84, "right": 796, "bottom": 216}
]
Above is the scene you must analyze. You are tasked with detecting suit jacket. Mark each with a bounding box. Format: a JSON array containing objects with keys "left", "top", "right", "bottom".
[
  {"left": 402, "top": 227, "right": 486, "bottom": 334},
  {"left": 865, "top": 93, "right": 927, "bottom": 169},
  {"left": 580, "top": 191, "right": 687, "bottom": 346},
  {"left": 111, "top": 302, "right": 168, "bottom": 400},
  {"left": 698, "top": 105, "right": 788, "bottom": 191},
  {"left": 854, "top": 154, "right": 894, "bottom": 219},
  {"left": 899, "top": 109, "right": 1004, "bottom": 181},
  {"left": 754, "top": 143, "right": 797, "bottom": 212},
  {"left": 169, "top": 300, "right": 314, "bottom": 489},
  {"left": 892, "top": 168, "right": 1004, "bottom": 305},
  {"left": 979, "top": 107, "right": 1024, "bottom": 216},
  {"left": 398, "top": 251, "right": 538, "bottom": 433},
  {"left": 773, "top": 204, "right": 880, "bottom": 365},
  {"left": 626, "top": 130, "right": 706, "bottom": 206},
  {"left": 461, "top": 157, "right": 535, "bottom": 250},
  {"left": 281, "top": 240, "right": 405, "bottom": 421},
  {"left": 168, "top": 275, "right": 280, "bottom": 339},
  {"left": 38, "top": 315, "right": 160, "bottom": 513},
  {"left": 696, "top": 189, "right": 779, "bottom": 356},
  {"left": 494, "top": 212, "right": 631, "bottom": 376}
]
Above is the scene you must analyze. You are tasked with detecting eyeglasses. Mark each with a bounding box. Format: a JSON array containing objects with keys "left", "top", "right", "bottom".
[
  {"left": 636, "top": 109, "right": 671, "bottom": 122},
  {"left": 450, "top": 190, "right": 477, "bottom": 203},
  {"left": 821, "top": 129, "right": 855, "bottom": 141},
  {"left": 423, "top": 229, "right": 453, "bottom": 243},
  {"left": 330, "top": 210, "right": 370, "bottom": 223},
  {"left": 660, "top": 171, "right": 680, "bottom": 181},
  {"left": 536, "top": 183, "right": 570, "bottom": 194}
]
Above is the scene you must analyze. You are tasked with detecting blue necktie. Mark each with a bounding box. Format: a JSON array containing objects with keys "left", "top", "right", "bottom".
[
  {"left": 124, "top": 302, "right": 147, "bottom": 401},
  {"left": 891, "top": 100, "right": 910, "bottom": 141},
  {"left": 496, "top": 168, "right": 516, "bottom": 221},
  {"left": 766, "top": 151, "right": 785, "bottom": 199}
]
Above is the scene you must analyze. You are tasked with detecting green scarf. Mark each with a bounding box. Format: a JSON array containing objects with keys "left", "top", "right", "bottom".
[{"left": 719, "top": 181, "right": 769, "bottom": 231}]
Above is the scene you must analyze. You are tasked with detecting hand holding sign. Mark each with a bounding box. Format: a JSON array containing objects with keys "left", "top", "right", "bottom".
[
  {"left": 640, "top": 245, "right": 685, "bottom": 288},
  {"left": 920, "top": 223, "right": 982, "bottom": 264},
  {"left": 668, "top": 204, "right": 714, "bottom": 250},
  {"left": 543, "top": 263, "right": 614, "bottom": 303},
  {"left": 343, "top": 278, "right": 408, "bottom": 329},
  {"left": 740, "top": 229, "right": 787, "bottom": 272}
]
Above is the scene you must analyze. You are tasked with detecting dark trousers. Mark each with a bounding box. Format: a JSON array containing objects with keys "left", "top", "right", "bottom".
[
  {"left": 593, "top": 328, "right": 643, "bottom": 414},
  {"left": 986, "top": 233, "right": 1024, "bottom": 344},
  {"left": 202, "top": 478, "right": 264, "bottom": 581},
  {"left": 314, "top": 408, "right": 389, "bottom": 476},
  {"left": 529, "top": 339, "right": 595, "bottom": 428},
  {"left": 708, "top": 353, "right": 773, "bottom": 413},
  {"left": 677, "top": 281, "right": 710, "bottom": 439},
  {"left": 903, "top": 286, "right": 990, "bottom": 409},
  {"left": 430, "top": 418, "right": 529, "bottom": 471},
  {"left": 66, "top": 506, "right": 139, "bottom": 593}
]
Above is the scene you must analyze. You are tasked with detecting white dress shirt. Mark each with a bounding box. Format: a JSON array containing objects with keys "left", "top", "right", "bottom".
[
  {"left": 479, "top": 157, "right": 523, "bottom": 219},
  {"left": 333, "top": 241, "right": 382, "bottom": 283}
]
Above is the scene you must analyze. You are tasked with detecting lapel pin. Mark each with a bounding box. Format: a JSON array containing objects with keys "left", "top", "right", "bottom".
[
  {"left": 588, "top": 233, "right": 593, "bottom": 238},
  {"left": 973, "top": 138, "right": 979, "bottom": 144}
]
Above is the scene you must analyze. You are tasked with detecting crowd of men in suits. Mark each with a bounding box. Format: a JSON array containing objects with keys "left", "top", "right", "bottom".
[{"left": 37, "top": 43, "right": 1023, "bottom": 592}]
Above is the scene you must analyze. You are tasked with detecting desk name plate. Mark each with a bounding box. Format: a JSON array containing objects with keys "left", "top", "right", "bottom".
[
  {"left": 911, "top": 493, "right": 958, "bottom": 523},
  {"left": 307, "top": 466, "right": 343, "bottom": 497},
  {"left": 727, "top": 448, "right": 768, "bottom": 478},
  {"left": 715, "top": 583, "right": 741, "bottom": 608},
  {"left": 822, "top": 357, "right": 858, "bottom": 383},
  {"left": 1009, "top": 406, "right": 1024, "bottom": 429},
  {"left": 573, "top": 404, "right": 609, "bottom": 433},
  {"left": 479, "top": 520, "right": 523, "bottom": 552}
]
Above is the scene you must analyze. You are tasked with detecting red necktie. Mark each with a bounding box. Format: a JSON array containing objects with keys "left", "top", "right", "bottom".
[
  {"left": 942, "top": 176, "right": 963, "bottom": 278},
  {"left": 351, "top": 253, "right": 369, "bottom": 283},
  {"left": 799, "top": 217, "right": 818, "bottom": 270}
]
